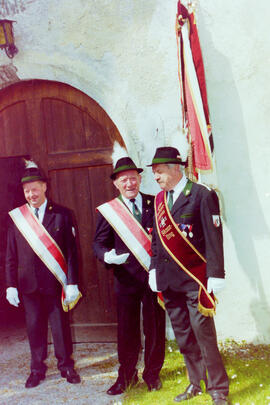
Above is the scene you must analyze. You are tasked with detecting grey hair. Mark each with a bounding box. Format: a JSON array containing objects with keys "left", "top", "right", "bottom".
[{"left": 167, "top": 163, "right": 183, "bottom": 172}]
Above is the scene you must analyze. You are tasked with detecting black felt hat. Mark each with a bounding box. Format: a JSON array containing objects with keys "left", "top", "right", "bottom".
[
  {"left": 147, "top": 147, "right": 186, "bottom": 166},
  {"left": 110, "top": 157, "right": 143, "bottom": 180},
  {"left": 21, "top": 167, "right": 47, "bottom": 184}
]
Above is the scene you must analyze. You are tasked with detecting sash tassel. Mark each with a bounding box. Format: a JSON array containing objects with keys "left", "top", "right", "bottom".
[{"left": 62, "top": 290, "right": 83, "bottom": 313}]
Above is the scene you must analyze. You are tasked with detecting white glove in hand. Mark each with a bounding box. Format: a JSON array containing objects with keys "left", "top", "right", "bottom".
[
  {"left": 6, "top": 287, "right": 20, "bottom": 307},
  {"left": 104, "top": 249, "right": 129, "bottom": 265},
  {"left": 65, "top": 284, "right": 80, "bottom": 304},
  {"left": 207, "top": 277, "right": 225, "bottom": 294},
  {"left": 148, "top": 269, "right": 160, "bottom": 292}
]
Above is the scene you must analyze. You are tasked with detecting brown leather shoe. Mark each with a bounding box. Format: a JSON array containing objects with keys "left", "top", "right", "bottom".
[{"left": 174, "top": 383, "right": 202, "bottom": 402}]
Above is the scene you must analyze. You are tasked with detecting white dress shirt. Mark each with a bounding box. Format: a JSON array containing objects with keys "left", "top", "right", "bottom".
[
  {"left": 167, "top": 174, "right": 188, "bottom": 206},
  {"left": 30, "top": 199, "right": 47, "bottom": 223},
  {"left": 122, "top": 193, "right": 142, "bottom": 215}
]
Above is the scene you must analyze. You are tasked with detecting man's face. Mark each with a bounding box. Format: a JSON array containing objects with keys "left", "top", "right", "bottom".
[
  {"left": 23, "top": 181, "right": 47, "bottom": 208},
  {"left": 152, "top": 164, "right": 182, "bottom": 191},
  {"left": 113, "top": 170, "right": 141, "bottom": 199}
]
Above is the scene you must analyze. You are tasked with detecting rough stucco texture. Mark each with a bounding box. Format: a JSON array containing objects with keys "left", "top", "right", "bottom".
[{"left": 0, "top": 0, "right": 270, "bottom": 343}]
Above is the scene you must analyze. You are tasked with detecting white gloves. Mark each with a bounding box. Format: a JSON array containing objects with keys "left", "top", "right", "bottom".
[
  {"left": 207, "top": 277, "right": 225, "bottom": 294},
  {"left": 65, "top": 284, "right": 80, "bottom": 304},
  {"left": 104, "top": 249, "right": 129, "bottom": 265},
  {"left": 6, "top": 287, "right": 20, "bottom": 307},
  {"left": 148, "top": 269, "right": 160, "bottom": 292}
]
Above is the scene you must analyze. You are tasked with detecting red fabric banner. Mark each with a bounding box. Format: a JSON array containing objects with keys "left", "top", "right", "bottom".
[{"left": 176, "top": 1, "right": 214, "bottom": 176}]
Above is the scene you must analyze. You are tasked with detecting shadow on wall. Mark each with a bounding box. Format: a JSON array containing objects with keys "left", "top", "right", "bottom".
[{"left": 201, "top": 18, "right": 270, "bottom": 341}]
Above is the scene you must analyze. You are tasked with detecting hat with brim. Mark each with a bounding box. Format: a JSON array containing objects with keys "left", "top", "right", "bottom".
[
  {"left": 147, "top": 146, "right": 186, "bottom": 167},
  {"left": 21, "top": 167, "right": 47, "bottom": 184},
  {"left": 110, "top": 157, "right": 143, "bottom": 180}
]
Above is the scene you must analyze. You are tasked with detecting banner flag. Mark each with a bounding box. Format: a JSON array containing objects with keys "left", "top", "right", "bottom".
[{"left": 176, "top": 1, "right": 214, "bottom": 178}]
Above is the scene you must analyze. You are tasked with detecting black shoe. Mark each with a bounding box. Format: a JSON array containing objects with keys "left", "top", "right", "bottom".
[
  {"left": 211, "top": 391, "right": 229, "bottom": 405},
  {"left": 174, "top": 383, "right": 202, "bottom": 402},
  {"left": 107, "top": 375, "right": 139, "bottom": 395},
  {"left": 61, "top": 368, "right": 81, "bottom": 384},
  {"left": 147, "top": 377, "right": 162, "bottom": 391},
  {"left": 25, "top": 372, "right": 45, "bottom": 388},
  {"left": 107, "top": 381, "right": 126, "bottom": 395}
]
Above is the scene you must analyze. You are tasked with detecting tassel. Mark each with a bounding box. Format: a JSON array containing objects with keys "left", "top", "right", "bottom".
[
  {"left": 61, "top": 291, "right": 82, "bottom": 312},
  {"left": 197, "top": 302, "right": 216, "bottom": 317}
]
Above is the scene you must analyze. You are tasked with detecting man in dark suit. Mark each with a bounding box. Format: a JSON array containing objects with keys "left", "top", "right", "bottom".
[
  {"left": 5, "top": 163, "right": 81, "bottom": 388},
  {"left": 148, "top": 147, "right": 229, "bottom": 405},
  {"left": 93, "top": 155, "right": 165, "bottom": 395}
]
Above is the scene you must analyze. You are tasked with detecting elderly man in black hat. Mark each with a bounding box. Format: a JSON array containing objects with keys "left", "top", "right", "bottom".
[
  {"left": 93, "top": 151, "right": 165, "bottom": 395},
  {"left": 148, "top": 147, "right": 229, "bottom": 405},
  {"left": 5, "top": 161, "right": 81, "bottom": 388}
]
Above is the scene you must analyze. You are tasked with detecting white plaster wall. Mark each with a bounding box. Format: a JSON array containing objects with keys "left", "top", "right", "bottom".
[
  {"left": 197, "top": 0, "right": 270, "bottom": 343},
  {"left": 0, "top": 0, "right": 184, "bottom": 173},
  {"left": 1, "top": 0, "right": 270, "bottom": 342}
]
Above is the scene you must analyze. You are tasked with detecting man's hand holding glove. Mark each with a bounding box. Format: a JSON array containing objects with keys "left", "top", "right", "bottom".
[
  {"left": 64, "top": 284, "right": 80, "bottom": 304},
  {"left": 148, "top": 269, "right": 160, "bottom": 292},
  {"left": 104, "top": 249, "right": 129, "bottom": 265},
  {"left": 207, "top": 277, "right": 225, "bottom": 295},
  {"left": 6, "top": 287, "right": 20, "bottom": 307}
]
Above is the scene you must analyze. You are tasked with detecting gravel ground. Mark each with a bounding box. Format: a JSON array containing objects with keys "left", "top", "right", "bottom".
[{"left": 0, "top": 327, "right": 125, "bottom": 405}]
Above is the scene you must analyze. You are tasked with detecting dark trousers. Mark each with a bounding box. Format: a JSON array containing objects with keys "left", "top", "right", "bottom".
[
  {"left": 163, "top": 289, "right": 229, "bottom": 396},
  {"left": 22, "top": 291, "right": 74, "bottom": 375},
  {"left": 116, "top": 287, "right": 165, "bottom": 386}
]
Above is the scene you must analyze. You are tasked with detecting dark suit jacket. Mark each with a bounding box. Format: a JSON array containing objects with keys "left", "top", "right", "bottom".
[
  {"left": 150, "top": 181, "right": 225, "bottom": 292},
  {"left": 5, "top": 201, "right": 78, "bottom": 295},
  {"left": 93, "top": 193, "right": 154, "bottom": 294}
]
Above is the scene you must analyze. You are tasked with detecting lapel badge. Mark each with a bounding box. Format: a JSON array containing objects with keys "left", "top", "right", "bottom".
[
  {"left": 49, "top": 205, "right": 53, "bottom": 210},
  {"left": 212, "top": 215, "right": 221, "bottom": 227}
]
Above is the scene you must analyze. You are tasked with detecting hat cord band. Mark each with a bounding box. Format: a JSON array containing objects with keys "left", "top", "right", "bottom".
[
  {"left": 152, "top": 157, "right": 182, "bottom": 164},
  {"left": 21, "top": 175, "right": 43, "bottom": 183},
  {"left": 114, "top": 164, "right": 138, "bottom": 174}
]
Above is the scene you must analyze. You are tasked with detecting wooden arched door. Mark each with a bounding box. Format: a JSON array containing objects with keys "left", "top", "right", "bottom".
[{"left": 0, "top": 79, "right": 125, "bottom": 341}]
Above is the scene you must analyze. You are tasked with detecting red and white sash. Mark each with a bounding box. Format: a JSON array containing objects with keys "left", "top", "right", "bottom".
[
  {"left": 9, "top": 204, "right": 81, "bottom": 312},
  {"left": 97, "top": 198, "right": 165, "bottom": 309},
  {"left": 97, "top": 198, "right": 152, "bottom": 271}
]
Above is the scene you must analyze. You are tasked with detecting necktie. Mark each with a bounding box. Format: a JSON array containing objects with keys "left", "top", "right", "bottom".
[
  {"left": 35, "top": 207, "right": 39, "bottom": 219},
  {"left": 167, "top": 190, "right": 174, "bottom": 211},
  {"left": 130, "top": 198, "right": 142, "bottom": 223}
]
